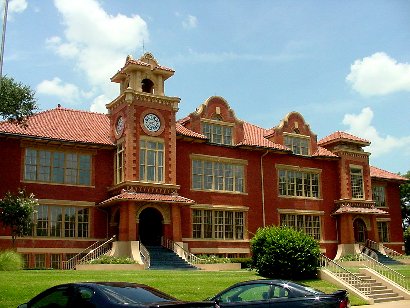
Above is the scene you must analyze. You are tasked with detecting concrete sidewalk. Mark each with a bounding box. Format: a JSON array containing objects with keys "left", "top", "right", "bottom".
[{"left": 352, "top": 300, "right": 410, "bottom": 307}]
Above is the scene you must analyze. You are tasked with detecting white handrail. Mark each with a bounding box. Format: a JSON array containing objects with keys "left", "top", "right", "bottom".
[
  {"left": 139, "top": 243, "right": 150, "bottom": 269},
  {"left": 320, "top": 254, "right": 372, "bottom": 295},
  {"left": 161, "top": 237, "right": 207, "bottom": 265},
  {"left": 74, "top": 235, "right": 116, "bottom": 268},
  {"left": 62, "top": 239, "right": 106, "bottom": 270}
]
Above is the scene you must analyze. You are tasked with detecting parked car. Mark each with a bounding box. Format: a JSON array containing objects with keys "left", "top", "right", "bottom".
[
  {"left": 208, "top": 279, "right": 350, "bottom": 308},
  {"left": 17, "top": 282, "right": 216, "bottom": 308}
]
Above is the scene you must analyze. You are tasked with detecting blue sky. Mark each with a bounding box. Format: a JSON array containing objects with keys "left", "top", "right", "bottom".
[{"left": 2, "top": 0, "right": 410, "bottom": 174}]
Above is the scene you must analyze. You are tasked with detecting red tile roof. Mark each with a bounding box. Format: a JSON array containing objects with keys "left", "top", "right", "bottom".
[
  {"left": 237, "top": 122, "right": 289, "bottom": 151},
  {"left": 99, "top": 191, "right": 195, "bottom": 206},
  {"left": 333, "top": 206, "right": 388, "bottom": 215},
  {"left": 312, "top": 146, "right": 339, "bottom": 158},
  {"left": 370, "top": 166, "right": 408, "bottom": 182},
  {"left": 0, "top": 107, "right": 113, "bottom": 145},
  {"left": 318, "top": 131, "right": 370, "bottom": 146},
  {"left": 176, "top": 123, "right": 207, "bottom": 139},
  {"left": 124, "top": 58, "right": 174, "bottom": 72}
]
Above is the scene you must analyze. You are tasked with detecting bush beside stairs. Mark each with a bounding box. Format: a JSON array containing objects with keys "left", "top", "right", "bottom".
[{"left": 146, "top": 246, "right": 198, "bottom": 270}]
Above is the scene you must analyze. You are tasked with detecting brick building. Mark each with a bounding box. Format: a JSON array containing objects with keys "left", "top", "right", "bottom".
[{"left": 0, "top": 53, "right": 406, "bottom": 268}]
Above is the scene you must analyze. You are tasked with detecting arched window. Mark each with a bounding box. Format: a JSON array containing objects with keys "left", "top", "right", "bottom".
[{"left": 141, "top": 78, "right": 154, "bottom": 93}]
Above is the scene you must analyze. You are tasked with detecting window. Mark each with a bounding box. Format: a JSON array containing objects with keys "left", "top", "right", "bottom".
[
  {"left": 24, "top": 148, "right": 92, "bottom": 186},
  {"left": 284, "top": 134, "right": 310, "bottom": 155},
  {"left": 202, "top": 121, "right": 233, "bottom": 145},
  {"left": 33, "top": 205, "right": 89, "bottom": 238},
  {"left": 50, "top": 254, "right": 61, "bottom": 269},
  {"left": 115, "top": 143, "right": 125, "bottom": 184},
  {"left": 377, "top": 221, "right": 390, "bottom": 242},
  {"left": 192, "top": 158, "right": 245, "bottom": 193},
  {"left": 192, "top": 209, "right": 245, "bottom": 240},
  {"left": 139, "top": 138, "right": 164, "bottom": 182},
  {"left": 35, "top": 254, "right": 46, "bottom": 268},
  {"left": 278, "top": 168, "right": 319, "bottom": 198},
  {"left": 372, "top": 186, "right": 386, "bottom": 207},
  {"left": 350, "top": 167, "right": 364, "bottom": 199},
  {"left": 280, "top": 213, "right": 321, "bottom": 240}
]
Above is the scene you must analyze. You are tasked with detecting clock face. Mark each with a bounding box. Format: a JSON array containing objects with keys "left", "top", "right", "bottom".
[
  {"left": 143, "top": 113, "right": 161, "bottom": 132},
  {"left": 115, "top": 116, "right": 124, "bottom": 136}
]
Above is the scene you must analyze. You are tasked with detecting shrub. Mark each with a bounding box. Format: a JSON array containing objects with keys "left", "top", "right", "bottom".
[
  {"left": 87, "top": 255, "right": 136, "bottom": 264},
  {"left": 405, "top": 227, "right": 410, "bottom": 255},
  {"left": 197, "top": 255, "right": 231, "bottom": 264},
  {"left": 251, "top": 226, "right": 320, "bottom": 280},
  {"left": 0, "top": 250, "right": 23, "bottom": 271}
]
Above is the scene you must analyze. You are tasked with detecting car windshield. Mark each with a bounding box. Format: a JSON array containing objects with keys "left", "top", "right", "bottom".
[{"left": 99, "top": 285, "right": 174, "bottom": 304}]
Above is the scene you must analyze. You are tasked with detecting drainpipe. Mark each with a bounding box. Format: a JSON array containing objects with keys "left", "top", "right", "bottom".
[{"left": 260, "top": 150, "right": 269, "bottom": 227}]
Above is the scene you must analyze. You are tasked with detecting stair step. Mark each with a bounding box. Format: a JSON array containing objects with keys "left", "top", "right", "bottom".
[
  {"left": 373, "top": 296, "right": 404, "bottom": 303},
  {"left": 146, "top": 246, "right": 198, "bottom": 270}
]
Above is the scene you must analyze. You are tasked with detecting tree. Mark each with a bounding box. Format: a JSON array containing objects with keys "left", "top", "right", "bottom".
[
  {"left": 0, "top": 76, "right": 37, "bottom": 126},
  {"left": 0, "top": 189, "right": 38, "bottom": 248},
  {"left": 400, "top": 170, "right": 410, "bottom": 230},
  {"left": 251, "top": 226, "right": 320, "bottom": 280}
]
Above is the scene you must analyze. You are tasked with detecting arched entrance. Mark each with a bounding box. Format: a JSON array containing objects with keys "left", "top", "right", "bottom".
[
  {"left": 353, "top": 218, "right": 367, "bottom": 243},
  {"left": 138, "top": 207, "right": 163, "bottom": 246}
]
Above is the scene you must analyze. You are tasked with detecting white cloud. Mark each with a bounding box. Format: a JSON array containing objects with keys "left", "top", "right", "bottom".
[
  {"left": 342, "top": 107, "right": 410, "bottom": 158},
  {"left": 36, "top": 77, "right": 88, "bottom": 105},
  {"left": 90, "top": 94, "right": 110, "bottom": 113},
  {"left": 9, "top": 0, "right": 27, "bottom": 14},
  {"left": 182, "top": 15, "right": 198, "bottom": 29},
  {"left": 346, "top": 52, "right": 410, "bottom": 96},
  {"left": 46, "top": 0, "right": 149, "bottom": 110}
]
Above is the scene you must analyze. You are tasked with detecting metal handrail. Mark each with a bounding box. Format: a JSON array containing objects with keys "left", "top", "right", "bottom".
[
  {"left": 74, "top": 235, "right": 116, "bottom": 267},
  {"left": 364, "top": 239, "right": 379, "bottom": 251},
  {"left": 161, "top": 237, "right": 207, "bottom": 265},
  {"left": 139, "top": 242, "right": 150, "bottom": 269},
  {"left": 358, "top": 253, "right": 409, "bottom": 291},
  {"left": 62, "top": 239, "right": 106, "bottom": 270},
  {"left": 382, "top": 244, "right": 405, "bottom": 259},
  {"left": 320, "top": 254, "right": 372, "bottom": 295}
]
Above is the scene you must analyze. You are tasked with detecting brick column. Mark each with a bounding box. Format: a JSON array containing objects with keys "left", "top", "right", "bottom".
[
  {"left": 118, "top": 201, "right": 137, "bottom": 241},
  {"left": 171, "top": 205, "right": 182, "bottom": 241}
]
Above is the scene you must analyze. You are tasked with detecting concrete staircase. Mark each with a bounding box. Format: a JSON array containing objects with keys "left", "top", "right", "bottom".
[
  {"left": 146, "top": 246, "right": 198, "bottom": 270},
  {"left": 351, "top": 272, "right": 404, "bottom": 303}
]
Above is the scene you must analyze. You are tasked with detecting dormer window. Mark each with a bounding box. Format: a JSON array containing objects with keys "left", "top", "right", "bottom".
[
  {"left": 141, "top": 78, "right": 154, "bottom": 93},
  {"left": 202, "top": 120, "right": 233, "bottom": 145},
  {"left": 284, "top": 133, "right": 310, "bottom": 155}
]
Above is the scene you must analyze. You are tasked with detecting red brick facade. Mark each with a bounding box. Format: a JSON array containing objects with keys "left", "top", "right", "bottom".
[{"left": 0, "top": 53, "right": 406, "bottom": 268}]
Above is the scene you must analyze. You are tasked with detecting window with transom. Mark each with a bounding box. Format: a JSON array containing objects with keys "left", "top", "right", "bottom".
[
  {"left": 350, "top": 167, "right": 364, "bottom": 199},
  {"left": 202, "top": 121, "right": 233, "bottom": 145},
  {"left": 280, "top": 213, "right": 321, "bottom": 240},
  {"left": 115, "top": 143, "right": 125, "bottom": 184},
  {"left": 139, "top": 138, "right": 164, "bottom": 182},
  {"left": 284, "top": 133, "right": 310, "bottom": 155},
  {"left": 278, "top": 167, "right": 320, "bottom": 198},
  {"left": 372, "top": 186, "right": 386, "bottom": 207},
  {"left": 24, "top": 148, "right": 92, "bottom": 186},
  {"left": 192, "top": 209, "right": 245, "bottom": 240},
  {"left": 192, "top": 158, "right": 245, "bottom": 193},
  {"left": 377, "top": 221, "right": 390, "bottom": 242}
]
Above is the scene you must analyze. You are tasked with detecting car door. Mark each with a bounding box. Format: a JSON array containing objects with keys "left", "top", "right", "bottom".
[
  {"left": 215, "top": 283, "right": 272, "bottom": 308},
  {"left": 28, "top": 285, "right": 74, "bottom": 308}
]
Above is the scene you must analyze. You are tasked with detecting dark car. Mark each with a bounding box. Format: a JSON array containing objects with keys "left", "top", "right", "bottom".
[
  {"left": 17, "top": 282, "right": 215, "bottom": 308},
  {"left": 208, "top": 279, "right": 349, "bottom": 308}
]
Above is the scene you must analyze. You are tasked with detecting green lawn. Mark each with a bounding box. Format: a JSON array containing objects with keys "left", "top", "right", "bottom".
[{"left": 0, "top": 269, "right": 369, "bottom": 307}]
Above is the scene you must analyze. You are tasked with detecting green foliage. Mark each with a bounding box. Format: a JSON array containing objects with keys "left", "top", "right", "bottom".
[
  {"left": 0, "top": 76, "right": 37, "bottom": 126},
  {"left": 404, "top": 226, "right": 410, "bottom": 255},
  {"left": 87, "top": 255, "right": 136, "bottom": 264},
  {"left": 0, "top": 189, "right": 38, "bottom": 247},
  {"left": 400, "top": 171, "right": 410, "bottom": 229},
  {"left": 197, "top": 255, "right": 231, "bottom": 264},
  {"left": 251, "top": 226, "right": 320, "bottom": 280},
  {"left": 0, "top": 250, "right": 23, "bottom": 271},
  {"left": 229, "top": 257, "right": 252, "bottom": 269}
]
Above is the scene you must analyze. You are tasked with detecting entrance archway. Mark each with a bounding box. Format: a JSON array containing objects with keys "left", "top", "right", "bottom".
[
  {"left": 138, "top": 207, "right": 163, "bottom": 246},
  {"left": 353, "top": 218, "right": 367, "bottom": 243}
]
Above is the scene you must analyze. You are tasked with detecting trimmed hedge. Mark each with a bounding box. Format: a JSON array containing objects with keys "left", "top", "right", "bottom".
[{"left": 251, "top": 226, "right": 320, "bottom": 279}]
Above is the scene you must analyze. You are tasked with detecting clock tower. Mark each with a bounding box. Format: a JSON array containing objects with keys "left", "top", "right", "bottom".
[{"left": 104, "top": 53, "right": 192, "bottom": 260}]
